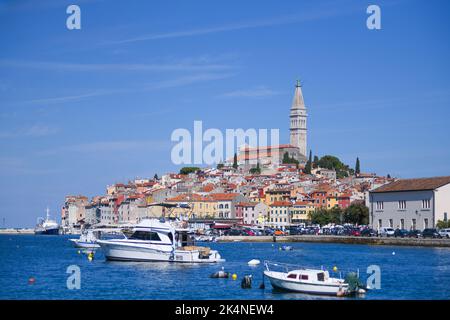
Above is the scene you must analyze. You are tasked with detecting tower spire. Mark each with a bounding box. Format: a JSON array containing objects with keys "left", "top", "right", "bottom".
[
  {"left": 291, "top": 79, "right": 306, "bottom": 110},
  {"left": 289, "top": 79, "right": 308, "bottom": 157}
]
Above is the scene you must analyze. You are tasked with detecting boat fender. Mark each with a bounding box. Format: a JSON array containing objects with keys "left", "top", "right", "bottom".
[
  {"left": 336, "top": 289, "right": 345, "bottom": 297},
  {"left": 87, "top": 252, "right": 94, "bottom": 261},
  {"left": 231, "top": 273, "right": 237, "bottom": 280},
  {"left": 248, "top": 259, "right": 260, "bottom": 266}
]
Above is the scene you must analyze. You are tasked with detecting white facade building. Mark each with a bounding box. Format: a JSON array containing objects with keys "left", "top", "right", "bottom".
[{"left": 369, "top": 176, "right": 450, "bottom": 230}]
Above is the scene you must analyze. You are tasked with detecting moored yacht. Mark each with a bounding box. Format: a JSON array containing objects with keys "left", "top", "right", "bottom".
[
  {"left": 263, "top": 261, "right": 366, "bottom": 296},
  {"left": 97, "top": 218, "right": 224, "bottom": 263}
]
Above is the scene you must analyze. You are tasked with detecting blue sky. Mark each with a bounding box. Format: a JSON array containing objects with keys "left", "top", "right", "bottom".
[{"left": 1, "top": 0, "right": 449, "bottom": 227}]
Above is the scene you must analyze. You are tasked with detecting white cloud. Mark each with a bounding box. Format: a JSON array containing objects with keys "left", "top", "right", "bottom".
[
  {"left": 0, "top": 125, "right": 59, "bottom": 139},
  {"left": 38, "top": 140, "right": 171, "bottom": 156},
  {"left": 0, "top": 59, "right": 233, "bottom": 73},
  {"left": 105, "top": 7, "right": 352, "bottom": 45},
  {"left": 218, "top": 86, "right": 281, "bottom": 98}
]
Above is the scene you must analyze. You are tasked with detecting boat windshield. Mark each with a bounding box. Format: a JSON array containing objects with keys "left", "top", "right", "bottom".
[{"left": 129, "top": 231, "right": 161, "bottom": 241}]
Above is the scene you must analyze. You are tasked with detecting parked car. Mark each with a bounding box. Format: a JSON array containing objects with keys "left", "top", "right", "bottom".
[
  {"left": 394, "top": 228, "right": 409, "bottom": 238},
  {"left": 264, "top": 228, "right": 274, "bottom": 236},
  {"left": 407, "top": 229, "right": 422, "bottom": 238},
  {"left": 379, "top": 227, "right": 395, "bottom": 237},
  {"left": 287, "top": 227, "right": 302, "bottom": 235},
  {"left": 225, "top": 228, "right": 242, "bottom": 236},
  {"left": 274, "top": 229, "right": 286, "bottom": 236},
  {"left": 438, "top": 228, "right": 450, "bottom": 238},
  {"left": 422, "top": 228, "right": 441, "bottom": 238},
  {"left": 361, "top": 228, "right": 377, "bottom": 237},
  {"left": 350, "top": 229, "right": 361, "bottom": 237},
  {"left": 241, "top": 229, "right": 255, "bottom": 236}
]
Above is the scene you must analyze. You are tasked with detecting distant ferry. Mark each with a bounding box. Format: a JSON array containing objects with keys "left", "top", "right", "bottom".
[{"left": 34, "top": 208, "right": 60, "bottom": 235}]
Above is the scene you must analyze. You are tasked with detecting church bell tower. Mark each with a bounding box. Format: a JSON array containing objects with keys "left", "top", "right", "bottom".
[{"left": 289, "top": 80, "right": 307, "bottom": 157}]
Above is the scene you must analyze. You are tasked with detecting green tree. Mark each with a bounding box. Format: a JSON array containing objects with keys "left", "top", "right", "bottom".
[
  {"left": 232, "top": 153, "right": 238, "bottom": 169},
  {"left": 217, "top": 163, "right": 224, "bottom": 169},
  {"left": 387, "top": 174, "right": 391, "bottom": 179},
  {"left": 153, "top": 173, "right": 158, "bottom": 180},
  {"left": 313, "top": 155, "right": 319, "bottom": 168},
  {"left": 282, "top": 152, "right": 299, "bottom": 165},
  {"left": 249, "top": 162, "right": 261, "bottom": 175},
  {"left": 282, "top": 152, "right": 290, "bottom": 164},
  {"left": 329, "top": 206, "right": 343, "bottom": 224},
  {"left": 318, "top": 155, "right": 352, "bottom": 179},
  {"left": 179, "top": 167, "right": 200, "bottom": 175},
  {"left": 436, "top": 220, "right": 450, "bottom": 229},
  {"left": 355, "top": 157, "right": 360, "bottom": 176},
  {"left": 343, "top": 203, "right": 369, "bottom": 225},
  {"left": 304, "top": 150, "right": 312, "bottom": 174}
]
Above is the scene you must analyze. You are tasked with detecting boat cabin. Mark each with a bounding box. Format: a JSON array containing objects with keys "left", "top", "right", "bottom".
[{"left": 287, "top": 270, "right": 331, "bottom": 282}]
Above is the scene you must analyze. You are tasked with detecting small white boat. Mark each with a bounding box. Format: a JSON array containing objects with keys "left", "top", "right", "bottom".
[
  {"left": 263, "top": 261, "right": 350, "bottom": 296},
  {"left": 69, "top": 228, "right": 125, "bottom": 249},
  {"left": 97, "top": 218, "right": 224, "bottom": 263},
  {"left": 69, "top": 229, "right": 101, "bottom": 249}
]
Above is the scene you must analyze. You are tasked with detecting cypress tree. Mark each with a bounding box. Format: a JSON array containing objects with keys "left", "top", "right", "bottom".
[
  {"left": 355, "top": 157, "right": 360, "bottom": 175},
  {"left": 233, "top": 153, "right": 238, "bottom": 169},
  {"left": 305, "top": 150, "right": 312, "bottom": 174}
]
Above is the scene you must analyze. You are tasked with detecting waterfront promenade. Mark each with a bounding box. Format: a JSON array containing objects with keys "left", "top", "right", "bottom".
[
  {"left": 217, "top": 235, "right": 450, "bottom": 247},
  {"left": 0, "top": 228, "right": 34, "bottom": 235}
]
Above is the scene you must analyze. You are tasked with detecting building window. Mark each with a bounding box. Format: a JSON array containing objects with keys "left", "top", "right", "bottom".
[
  {"left": 400, "top": 219, "right": 404, "bottom": 229},
  {"left": 378, "top": 219, "right": 382, "bottom": 229},
  {"left": 398, "top": 201, "right": 406, "bottom": 210},
  {"left": 412, "top": 219, "right": 416, "bottom": 230},
  {"left": 389, "top": 219, "right": 393, "bottom": 228},
  {"left": 376, "top": 201, "right": 384, "bottom": 210},
  {"left": 424, "top": 218, "right": 429, "bottom": 229},
  {"left": 422, "top": 199, "right": 430, "bottom": 209}
]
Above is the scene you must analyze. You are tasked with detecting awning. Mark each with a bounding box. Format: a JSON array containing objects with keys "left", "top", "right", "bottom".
[{"left": 212, "top": 224, "right": 233, "bottom": 229}]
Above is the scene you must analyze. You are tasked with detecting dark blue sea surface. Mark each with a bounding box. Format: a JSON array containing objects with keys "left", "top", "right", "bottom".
[{"left": 1, "top": 235, "right": 449, "bottom": 299}]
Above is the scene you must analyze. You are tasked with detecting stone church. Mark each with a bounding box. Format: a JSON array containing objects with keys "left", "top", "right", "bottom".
[{"left": 237, "top": 80, "right": 308, "bottom": 168}]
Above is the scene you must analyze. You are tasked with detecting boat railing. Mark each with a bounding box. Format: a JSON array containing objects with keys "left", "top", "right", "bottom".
[{"left": 264, "top": 260, "right": 361, "bottom": 280}]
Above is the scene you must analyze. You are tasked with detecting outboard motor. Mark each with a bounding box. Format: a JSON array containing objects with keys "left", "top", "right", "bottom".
[
  {"left": 344, "top": 272, "right": 367, "bottom": 295},
  {"left": 241, "top": 275, "right": 252, "bottom": 289},
  {"left": 210, "top": 267, "right": 229, "bottom": 278}
]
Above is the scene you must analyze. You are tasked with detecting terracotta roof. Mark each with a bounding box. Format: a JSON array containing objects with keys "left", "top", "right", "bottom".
[
  {"left": 210, "top": 193, "right": 240, "bottom": 201},
  {"left": 371, "top": 176, "right": 450, "bottom": 193},
  {"left": 166, "top": 194, "right": 211, "bottom": 202},
  {"left": 270, "top": 201, "right": 292, "bottom": 207},
  {"left": 236, "top": 202, "right": 257, "bottom": 207},
  {"left": 202, "top": 184, "right": 215, "bottom": 192},
  {"left": 293, "top": 201, "right": 311, "bottom": 206},
  {"left": 240, "top": 144, "right": 297, "bottom": 152}
]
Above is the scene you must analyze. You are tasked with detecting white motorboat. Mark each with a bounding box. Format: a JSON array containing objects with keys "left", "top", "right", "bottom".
[
  {"left": 69, "top": 229, "right": 101, "bottom": 249},
  {"left": 69, "top": 227, "right": 128, "bottom": 249},
  {"left": 263, "top": 261, "right": 359, "bottom": 296},
  {"left": 97, "top": 218, "right": 224, "bottom": 263}
]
